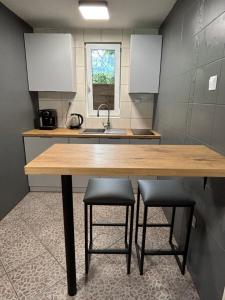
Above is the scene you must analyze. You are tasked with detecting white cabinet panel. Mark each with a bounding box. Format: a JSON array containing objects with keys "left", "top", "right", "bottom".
[
  {"left": 99, "top": 138, "right": 129, "bottom": 144},
  {"left": 24, "top": 137, "right": 68, "bottom": 189},
  {"left": 130, "top": 139, "right": 160, "bottom": 145},
  {"left": 69, "top": 138, "right": 99, "bottom": 144},
  {"left": 69, "top": 137, "right": 99, "bottom": 190},
  {"left": 24, "top": 33, "right": 75, "bottom": 92},
  {"left": 129, "top": 35, "right": 162, "bottom": 93}
]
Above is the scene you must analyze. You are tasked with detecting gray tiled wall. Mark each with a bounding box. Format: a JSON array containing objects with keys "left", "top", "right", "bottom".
[{"left": 154, "top": 0, "right": 225, "bottom": 299}]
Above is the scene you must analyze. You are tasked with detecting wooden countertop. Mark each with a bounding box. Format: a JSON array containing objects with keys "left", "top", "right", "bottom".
[
  {"left": 25, "top": 144, "right": 225, "bottom": 177},
  {"left": 22, "top": 128, "right": 161, "bottom": 139}
]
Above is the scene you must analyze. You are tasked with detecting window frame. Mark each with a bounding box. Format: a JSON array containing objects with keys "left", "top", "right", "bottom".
[{"left": 86, "top": 43, "right": 121, "bottom": 117}]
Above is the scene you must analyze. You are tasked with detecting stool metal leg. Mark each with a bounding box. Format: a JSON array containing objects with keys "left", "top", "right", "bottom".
[
  {"left": 181, "top": 205, "right": 195, "bottom": 275},
  {"left": 140, "top": 206, "right": 148, "bottom": 275},
  {"left": 169, "top": 207, "right": 176, "bottom": 243},
  {"left": 90, "top": 205, "right": 93, "bottom": 248},
  {"left": 135, "top": 187, "right": 140, "bottom": 243},
  {"left": 127, "top": 204, "right": 134, "bottom": 274},
  {"left": 125, "top": 206, "right": 129, "bottom": 246},
  {"left": 84, "top": 204, "right": 89, "bottom": 274}
]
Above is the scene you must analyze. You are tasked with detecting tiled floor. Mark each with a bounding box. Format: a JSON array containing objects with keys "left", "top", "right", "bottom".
[{"left": 0, "top": 192, "right": 200, "bottom": 300}]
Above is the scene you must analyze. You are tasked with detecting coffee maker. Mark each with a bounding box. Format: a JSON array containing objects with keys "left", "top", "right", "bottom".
[{"left": 39, "top": 109, "right": 58, "bottom": 130}]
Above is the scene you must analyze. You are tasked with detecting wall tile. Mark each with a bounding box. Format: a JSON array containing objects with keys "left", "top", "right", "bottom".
[
  {"left": 72, "top": 29, "right": 84, "bottom": 47},
  {"left": 76, "top": 66, "right": 85, "bottom": 84},
  {"left": 217, "top": 59, "right": 225, "bottom": 104},
  {"left": 84, "top": 29, "right": 101, "bottom": 42},
  {"left": 189, "top": 103, "right": 215, "bottom": 145},
  {"left": 120, "top": 101, "right": 131, "bottom": 118},
  {"left": 193, "top": 60, "right": 221, "bottom": 104},
  {"left": 211, "top": 105, "right": 225, "bottom": 152},
  {"left": 198, "top": 13, "right": 225, "bottom": 66},
  {"left": 121, "top": 66, "right": 129, "bottom": 84},
  {"left": 122, "top": 29, "right": 133, "bottom": 48},
  {"left": 101, "top": 29, "right": 122, "bottom": 42},
  {"left": 130, "top": 118, "right": 152, "bottom": 129},
  {"left": 75, "top": 47, "right": 85, "bottom": 67},
  {"left": 134, "top": 28, "right": 158, "bottom": 34},
  {"left": 75, "top": 84, "right": 85, "bottom": 101},
  {"left": 110, "top": 118, "right": 130, "bottom": 128},
  {"left": 131, "top": 100, "right": 154, "bottom": 118},
  {"left": 120, "top": 84, "right": 131, "bottom": 101},
  {"left": 121, "top": 48, "right": 130, "bottom": 67}
]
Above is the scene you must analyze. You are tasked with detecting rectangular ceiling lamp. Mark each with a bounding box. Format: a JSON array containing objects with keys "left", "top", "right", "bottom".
[{"left": 79, "top": 1, "right": 109, "bottom": 20}]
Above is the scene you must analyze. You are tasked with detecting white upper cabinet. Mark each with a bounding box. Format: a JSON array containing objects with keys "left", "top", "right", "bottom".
[
  {"left": 24, "top": 33, "right": 76, "bottom": 92},
  {"left": 129, "top": 35, "right": 162, "bottom": 94}
]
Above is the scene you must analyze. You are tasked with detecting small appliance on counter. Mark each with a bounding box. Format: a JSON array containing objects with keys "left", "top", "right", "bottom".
[
  {"left": 39, "top": 109, "right": 58, "bottom": 130},
  {"left": 66, "top": 113, "right": 84, "bottom": 129}
]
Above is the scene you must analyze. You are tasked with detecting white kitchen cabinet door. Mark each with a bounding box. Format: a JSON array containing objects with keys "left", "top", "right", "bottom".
[
  {"left": 24, "top": 33, "right": 75, "bottom": 92},
  {"left": 129, "top": 139, "right": 160, "bottom": 145},
  {"left": 24, "top": 137, "right": 68, "bottom": 190},
  {"left": 69, "top": 137, "right": 99, "bottom": 191},
  {"left": 129, "top": 35, "right": 162, "bottom": 94},
  {"left": 99, "top": 138, "right": 129, "bottom": 144}
]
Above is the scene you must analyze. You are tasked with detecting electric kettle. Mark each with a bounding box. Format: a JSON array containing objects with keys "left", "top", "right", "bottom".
[{"left": 67, "top": 113, "right": 84, "bottom": 129}]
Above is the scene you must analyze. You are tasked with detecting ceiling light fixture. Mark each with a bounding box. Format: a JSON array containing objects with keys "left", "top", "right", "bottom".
[{"left": 78, "top": 1, "right": 109, "bottom": 20}]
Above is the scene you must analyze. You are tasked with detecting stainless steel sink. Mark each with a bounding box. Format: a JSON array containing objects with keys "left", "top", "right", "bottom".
[
  {"left": 104, "top": 129, "right": 126, "bottom": 134},
  {"left": 82, "top": 128, "right": 126, "bottom": 134},
  {"left": 82, "top": 128, "right": 105, "bottom": 134}
]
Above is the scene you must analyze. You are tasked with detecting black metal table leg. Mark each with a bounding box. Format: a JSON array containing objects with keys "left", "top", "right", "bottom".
[{"left": 61, "top": 175, "right": 77, "bottom": 296}]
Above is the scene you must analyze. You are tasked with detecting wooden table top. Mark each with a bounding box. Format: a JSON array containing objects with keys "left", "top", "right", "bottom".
[
  {"left": 22, "top": 128, "right": 161, "bottom": 139},
  {"left": 24, "top": 144, "right": 225, "bottom": 177}
]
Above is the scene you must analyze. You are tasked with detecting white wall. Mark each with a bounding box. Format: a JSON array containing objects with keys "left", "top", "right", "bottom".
[{"left": 35, "top": 28, "right": 158, "bottom": 129}]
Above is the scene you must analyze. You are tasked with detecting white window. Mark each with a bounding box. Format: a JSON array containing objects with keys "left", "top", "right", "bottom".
[{"left": 86, "top": 43, "right": 121, "bottom": 117}]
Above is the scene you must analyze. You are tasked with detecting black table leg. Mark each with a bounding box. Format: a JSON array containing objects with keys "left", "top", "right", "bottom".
[{"left": 61, "top": 175, "right": 77, "bottom": 296}]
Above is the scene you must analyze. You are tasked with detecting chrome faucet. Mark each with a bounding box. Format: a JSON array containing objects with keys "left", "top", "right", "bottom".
[{"left": 97, "top": 103, "right": 111, "bottom": 130}]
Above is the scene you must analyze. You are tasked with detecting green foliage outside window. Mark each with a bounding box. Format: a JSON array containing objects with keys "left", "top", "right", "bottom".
[{"left": 92, "top": 73, "right": 114, "bottom": 84}]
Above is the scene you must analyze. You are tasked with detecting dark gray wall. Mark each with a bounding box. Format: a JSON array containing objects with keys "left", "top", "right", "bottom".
[
  {"left": 154, "top": 0, "right": 225, "bottom": 299},
  {"left": 0, "top": 3, "right": 38, "bottom": 219}
]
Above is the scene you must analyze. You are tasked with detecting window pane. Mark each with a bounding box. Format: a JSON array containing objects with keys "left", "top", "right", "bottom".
[{"left": 91, "top": 49, "right": 115, "bottom": 110}]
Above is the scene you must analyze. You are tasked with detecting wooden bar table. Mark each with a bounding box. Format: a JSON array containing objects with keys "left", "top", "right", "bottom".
[{"left": 24, "top": 144, "right": 225, "bottom": 296}]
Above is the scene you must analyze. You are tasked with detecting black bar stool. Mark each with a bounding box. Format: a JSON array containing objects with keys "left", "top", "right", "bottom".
[
  {"left": 135, "top": 180, "right": 195, "bottom": 275},
  {"left": 84, "top": 178, "right": 135, "bottom": 274}
]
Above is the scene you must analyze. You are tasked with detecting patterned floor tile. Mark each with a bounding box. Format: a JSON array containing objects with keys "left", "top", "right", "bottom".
[
  {"left": 180, "top": 282, "right": 200, "bottom": 300},
  {"left": 0, "top": 234, "right": 46, "bottom": 272},
  {"left": 0, "top": 274, "right": 18, "bottom": 300},
  {"left": 8, "top": 251, "right": 65, "bottom": 299},
  {"left": 0, "top": 192, "right": 200, "bottom": 300},
  {"left": 0, "top": 218, "right": 32, "bottom": 250},
  {"left": 0, "top": 261, "right": 5, "bottom": 277}
]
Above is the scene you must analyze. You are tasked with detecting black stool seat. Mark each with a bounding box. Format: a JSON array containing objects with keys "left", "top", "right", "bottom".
[
  {"left": 84, "top": 178, "right": 135, "bottom": 205},
  {"left": 138, "top": 180, "right": 195, "bottom": 206}
]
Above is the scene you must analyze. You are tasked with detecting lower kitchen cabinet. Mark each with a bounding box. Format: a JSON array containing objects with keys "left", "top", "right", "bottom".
[
  {"left": 24, "top": 137, "right": 69, "bottom": 191},
  {"left": 99, "top": 138, "right": 129, "bottom": 144},
  {"left": 129, "top": 138, "right": 160, "bottom": 145},
  {"left": 69, "top": 137, "right": 99, "bottom": 192}
]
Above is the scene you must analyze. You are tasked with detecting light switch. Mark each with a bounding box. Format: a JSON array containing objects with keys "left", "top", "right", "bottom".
[{"left": 209, "top": 75, "right": 217, "bottom": 91}]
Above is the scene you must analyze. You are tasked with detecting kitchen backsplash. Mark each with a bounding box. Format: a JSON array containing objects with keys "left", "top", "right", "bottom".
[{"left": 35, "top": 28, "right": 158, "bottom": 129}]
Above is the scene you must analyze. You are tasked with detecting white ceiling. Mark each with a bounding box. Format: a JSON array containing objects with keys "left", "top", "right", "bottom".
[{"left": 1, "top": 0, "right": 177, "bottom": 29}]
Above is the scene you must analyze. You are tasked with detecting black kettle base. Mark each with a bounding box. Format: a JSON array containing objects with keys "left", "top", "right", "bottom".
[{"left": 69, "top": 126, "right": 81, "bottom": 129}]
